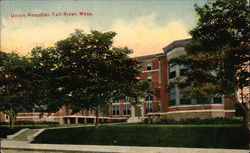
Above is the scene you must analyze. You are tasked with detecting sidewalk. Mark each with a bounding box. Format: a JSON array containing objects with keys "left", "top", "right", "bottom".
[{"left": 1, "top": 139, "right": 248, "bottom": 153}]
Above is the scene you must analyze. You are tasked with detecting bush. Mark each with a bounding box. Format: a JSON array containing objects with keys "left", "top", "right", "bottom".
[
  {"left": 0, "top": 122, "right": 59, "bottom": 138},
  {"left": 14, "top": 121, "right": 59, "bottom": 125},
  {"left": 0, "top": 127, "right": 23, "bottom": 138},
  {"left": 33, "top": 124, "right": 249, "bottom": 149},
  {"left": 146, "top": 117, "right": 243, "bottom": 125},
  {"left": 0, "top": 121, "right": 59, "bottom": 125}
]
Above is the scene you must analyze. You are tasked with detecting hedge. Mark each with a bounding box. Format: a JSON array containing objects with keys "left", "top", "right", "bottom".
[
  {"left": 33, "top": 124, "right": 249, "bottom": 149},
  {"left": 146, "top": 117, "right": 243, "bottom": 125},
  {"left": 0, "top": 127, "right": 23, "bottom": 138}
]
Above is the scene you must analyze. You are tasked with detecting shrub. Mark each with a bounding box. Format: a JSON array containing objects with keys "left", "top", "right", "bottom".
[
  {"left": 0, "top": 127, "right": 23, "bottom": 138},
  {"left": 15, "top": 121, "right": 59, "bottom": 125},
  {"left": 33, "top": 124, "right": 249, "bottom": 149},
  {"left": 146, "top": 117, "right": 243, "bottom": 125}
]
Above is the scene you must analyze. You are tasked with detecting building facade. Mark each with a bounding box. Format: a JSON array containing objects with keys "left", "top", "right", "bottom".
[
  {"left": 0, "top": 39, "right": 236, "bottom": 124},
  {"left": 110, "top": 39, "right": 235, "bottom": 121}
]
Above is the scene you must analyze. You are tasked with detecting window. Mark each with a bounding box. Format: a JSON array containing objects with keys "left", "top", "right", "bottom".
[
  {"left": 169, "top": 87, "right": 176, "bottom": 106},
  {"left": 146, "top": 103, "right": 153, "bottom": 113},
  {"left": 146, "top": 91, "right": 154, "bottom": 101},
  {"left": 5, "top": 115, "right": 9, "bottom": 120},
  {"left": 84, "top": 110, "right": 90, "bottom": 116},
  {"left": 157, "top": 103, "right": 161, "bottom": 112},
  {"left": 169, "top": 64, "right": 176, "bottom": 79},
  {"left": 146, "top": 62, "right": 152, "bottom": 70},
  {"left": 147, "top": 76, "right": 152, "bottom": 84},
  {"left": 34, "top": 106, "right": 45, "bottom": 112},
  {"left": 112, "top": 97, "right": 119, "bottom": 103},
  {"left": 123, "top": 105, "right": 131, "bottom": 115},
  {"left": 197, "top": 97, "right": 211, "bottom": 104},
  {"left": 180, "top": 65, "right": 188, "bottom": 76},
  {"left": 213, "top": 96, "right": 222, "bottom": 104},
  {"left": 180, "top": 88, "right": 191, "bottom": 105},
  {"left": 112, "top": 105, "right": 120, "bottom": 115}
]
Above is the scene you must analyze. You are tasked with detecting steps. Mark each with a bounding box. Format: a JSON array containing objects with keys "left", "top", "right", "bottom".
[
  {"left": 11, "top": 129, "right": 40, "bottom": 141},
  {"left": 127, "top": 117, "right": 142, "bottom": 123}
]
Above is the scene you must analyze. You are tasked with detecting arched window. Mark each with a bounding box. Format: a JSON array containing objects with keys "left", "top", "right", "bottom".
[
  {"left": 169, "top": 87, "right": 176, "bottom": 106},
  {"left": 146, "top": 91, "right": 154, "bottom": 101}
]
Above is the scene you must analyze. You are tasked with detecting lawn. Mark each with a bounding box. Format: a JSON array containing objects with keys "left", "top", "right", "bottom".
[{"left": 33, "top": 124, "right": 249, "bottom": 149}]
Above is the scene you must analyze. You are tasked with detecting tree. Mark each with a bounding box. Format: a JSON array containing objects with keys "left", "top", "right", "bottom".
[
  {"left": 0, "top": 52, "right": 36, "bottom": 128},
  {"left": 31, "top": 30, "right": 149, "bottom": 127},
  {"left": 30, "top": 47, "right": 68, "bottom": 113},
  {"left": 169, "top": 0, "right": 249, "bottom": 128}
]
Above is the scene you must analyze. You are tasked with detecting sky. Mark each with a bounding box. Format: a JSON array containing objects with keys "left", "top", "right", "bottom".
[{"left": 0, "top": 0, "right": 207, "bottom": 57}]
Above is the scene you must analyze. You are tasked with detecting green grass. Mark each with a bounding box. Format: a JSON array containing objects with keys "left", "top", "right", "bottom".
[{"left": 33, "top": 124, "right": 249, "bottom": 149}]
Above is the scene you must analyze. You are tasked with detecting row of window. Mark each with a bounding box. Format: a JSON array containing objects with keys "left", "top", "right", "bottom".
[
  {"left": 112, "top": 104, "right": 161, "bottom": 115},
  {"left": 169, "top": 64, "right": 188, "bottom": 79},
  {"left": 112, "top": 105, "right": 131, "bottom": 115},
  {"left": 112, "top": 91, "right": 155, "bottom": 104},
  {"left": 169, "top": 87, "right": 222, "bottom": 106},
  {"left": 146, "top": 103, "right": 161, "bottom": 113}
]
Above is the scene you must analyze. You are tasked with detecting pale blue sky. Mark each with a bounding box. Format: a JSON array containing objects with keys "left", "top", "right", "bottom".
[{"left": 0, "top": 0, "right": 207, "bottom": 56}]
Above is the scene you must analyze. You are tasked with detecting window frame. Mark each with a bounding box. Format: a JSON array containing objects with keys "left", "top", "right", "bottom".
[
  {"left": 179, "top": 88, "right": 191, "bottom": 105},
  {"left": 146, "top": 62, "right": 152, "bottom": 70},
  {"left": 146, "top": 103, "right": 153, "bottom": 113},
  {"left": 180, "top": 65, "right": 189, "bottom": 76},
  {"left": 197, "top": 97, "right": 211, "bottom": 104},
  {"left": 112, "top": 105, "right": 120, "bottom": 115},
  {"left": 123, "top": 105, "right": 131, "bottom": 115},
  {"left": 147, "top": 76, "right": 152, "bottom": 84},
  {"left": 146, "top": 91, "right": 154, "bottom": 101},
  {"left": 169, "top": 87, "right": 176, "bottom": 106},
  {"left": 169, "top": 64, "right": 176, "bottom": 79},
  {"left": 213, "top": 96, "right": 222, "bottom": 104}
]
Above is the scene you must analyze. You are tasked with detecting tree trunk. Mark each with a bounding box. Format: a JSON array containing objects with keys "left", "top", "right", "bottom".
[
  {"left": 95, "top": 108, "right": 100, "bottom": 128},
  {"left": 242, "top": 106, "right": 249, "bottom": 129},
  {"left": 242, "top": 108, "right": 250, "bottom": 149},
  {"left": 5, "top": 109, "right": 18, "bottom": 129},
  {"left": 229, "top": 94, "right": 249, "bottom": 148}
]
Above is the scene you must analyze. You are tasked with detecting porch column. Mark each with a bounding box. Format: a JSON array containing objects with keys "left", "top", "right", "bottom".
[
  {"left": 84, "top": 117, "right": 87, "bottom": 124},
  {"left": 67, "top": 118, "right": 70, "bottom": 124},
  {"left": 131, "top": 106, "right": 135, "bottom": 117},
  {"left": 75, "top": 117, "right": 78, "bottom": 124},
  {"left": 141, "top": 104, "right": 145, "bottom": 121}
]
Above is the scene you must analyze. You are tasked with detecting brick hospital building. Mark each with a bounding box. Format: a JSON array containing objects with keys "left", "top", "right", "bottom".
[{"left": 0, "top": 39, "right": 236, "bottom": 124}]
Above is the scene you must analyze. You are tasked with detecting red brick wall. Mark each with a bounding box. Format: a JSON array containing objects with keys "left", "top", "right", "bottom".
[
  {"left": 0, "top": 112, "right": 6, "bottom": 122},
  {"left": 159, "top": 57, "right": 168, "bottom": 112},
  {"left": 224, "top": 95, "right": 235, "bottom": 110},
  {"left": 140, "top": 59, "right": 159, "bottom": 71},
  {"left": 167, "top": 105, "right": 224, "bottom": 112}
]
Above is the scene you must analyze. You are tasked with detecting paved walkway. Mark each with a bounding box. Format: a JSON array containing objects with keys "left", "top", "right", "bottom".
[{"left": 0, "top": 139, "right": 248, "bottom": 153}]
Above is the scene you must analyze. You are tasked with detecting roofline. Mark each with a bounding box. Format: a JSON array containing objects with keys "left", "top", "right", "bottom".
[
  {"left": 134, "top": 53, "right": 166, "bottom": 60},
  {"left": 163, "top": 38, "right": 191, "bottom": 53}
]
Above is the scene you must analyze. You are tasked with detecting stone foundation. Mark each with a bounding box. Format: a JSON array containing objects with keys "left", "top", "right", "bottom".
[{"left": 160, "top": 111, "right": 225, "bottom": 120}]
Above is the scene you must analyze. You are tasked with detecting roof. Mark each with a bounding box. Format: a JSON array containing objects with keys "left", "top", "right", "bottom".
[
  {"left": 134, "top": 53, "right": 165, "bottom": 61},
  {"left": 163, "top": 38, "right": 191, "bottom": 53}
]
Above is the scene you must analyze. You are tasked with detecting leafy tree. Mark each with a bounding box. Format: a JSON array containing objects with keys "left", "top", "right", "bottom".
[
  {"left": 170, "top": 0, "right": 249, "bottom": 128},
  {"left": 31, "top": 30, "right": 149, "bottom": 127},
  {"left": 0, "top": 52, "right": 36, "bottom": 128},
  {"left": 30, "top": 47, "right": 68, "bottom": 113}
]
